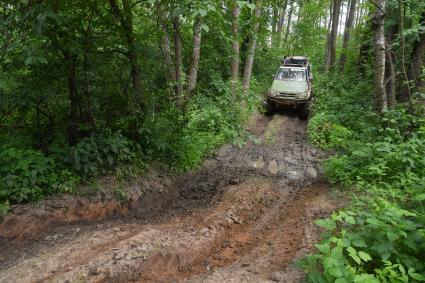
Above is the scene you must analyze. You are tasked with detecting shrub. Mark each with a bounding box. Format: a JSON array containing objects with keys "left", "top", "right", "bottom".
[
  {"left": 0, "top": 146, "right": 78, "bottom": 204},
  {"left": 300, "top": 198, "right": 425, "bottom": 283},
  {"left": 303, "top": 72, "right": 425, "bottom": 282},
  {"left": 63, "top": 132, "right": 139, "bottom": 178}
]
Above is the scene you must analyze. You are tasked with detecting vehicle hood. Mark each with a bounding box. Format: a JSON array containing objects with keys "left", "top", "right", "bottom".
[{"left": 270, "top": 80, "right": 308, "bottom": 94}]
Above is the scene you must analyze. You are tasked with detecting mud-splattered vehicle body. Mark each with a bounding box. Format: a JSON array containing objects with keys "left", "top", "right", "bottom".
[{"left": 264, "top": 56, "right": 313, "bottom": 118}]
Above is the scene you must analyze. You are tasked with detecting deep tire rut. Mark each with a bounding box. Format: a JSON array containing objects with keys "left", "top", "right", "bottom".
[{"left": 0, "top": 112, "right": 338, "bottom": 283}]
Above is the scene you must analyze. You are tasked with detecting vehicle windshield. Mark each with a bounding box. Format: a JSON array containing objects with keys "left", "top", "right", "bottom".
[{"left": 275, "top": 68, "right": 306, "bottom": 81}]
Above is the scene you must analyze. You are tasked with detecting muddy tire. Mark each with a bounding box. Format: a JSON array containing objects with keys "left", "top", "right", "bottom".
[
  {"left": 265, "top": 99, "right": 276, "bottom": 116},
  {"left": 299, "top": 102, "right": 309, "bottom": 120}
]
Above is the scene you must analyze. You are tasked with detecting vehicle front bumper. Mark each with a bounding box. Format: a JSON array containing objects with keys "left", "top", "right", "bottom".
[{"left": 267, "top": 96, "right": 309, "bottom": 105}]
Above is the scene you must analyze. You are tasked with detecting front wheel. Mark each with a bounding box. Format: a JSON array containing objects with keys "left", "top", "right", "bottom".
[
  {"left": 299, "top": 102, "right": 310, "bottom": 119},
  {"left": 265, "top": 99, "right": 276, "bottom": 116}
]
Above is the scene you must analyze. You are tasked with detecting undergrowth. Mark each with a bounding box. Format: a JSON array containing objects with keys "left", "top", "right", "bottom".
[{"left": 300, "top": 72, "right": 425, "bottom": 282}]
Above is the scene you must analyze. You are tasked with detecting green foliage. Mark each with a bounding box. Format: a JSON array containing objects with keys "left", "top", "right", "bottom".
[
  {"left": 300, "top": 198, "right": 425, "bottom": 282},
  {"left": 139, "top": 80, "right": 259, "bottom": 171},
  {"left": 304, "top": 72, "right": 425, "bottom": 282},
  {"left": 64, "top": 132, "right": 139, "bottom": 178},
  {"left": 0, "top": 146, "right": 79, "bottom": 204}
]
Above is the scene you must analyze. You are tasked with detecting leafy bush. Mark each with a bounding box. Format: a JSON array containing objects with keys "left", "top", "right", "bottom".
[
  {"left": 63, "top": 132, "right": 139, "bottom": 178},
  {"left": 300, "top": 198, "right": 425, "bottom": 283},
  {"left": 0, "top": 147, "right": 79, "bottom": 204},
  {"left": 303, "top": 72, "right": 425, "bottom": 282},
  {"left": 138, "top": 79, "right": 259, "bottom": 171},
  {"left": 325, "top": 126, "right": 425, "bottom": 188}
]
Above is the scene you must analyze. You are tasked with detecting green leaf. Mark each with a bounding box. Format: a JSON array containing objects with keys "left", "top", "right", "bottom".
[
  {"left": 415, "top": 194, "right": 425, "bottom": 201},
  {"left": 353, "top": 274, "right": 379, "bottom": 283},
  {"left": 336, "top": 278, "right": 348, "bottom": 283},
  {"left": 408, "top": 269, "right": 425, "bottom": 282},
  {"left": 345, "top": 216, "right": 356, "bottom": 225},
  {"left": 347, "top": 247, "right": 361, "bottom": 265},
  {"left": 315, "top": 242, "right": 330, "bottom": 254},
  {"left": 352, "top": 239, "right": 367, "bottom": 248},
  {"left": 247, "top": 3, "right": 256, "bottom": 10},
  {"left": 237, "top": 0, "right": 246, "bottom": 8},
  {"left": 25, "top": 57, "right": 33, "bottom": 65},
  {"left": 202, "top": 24, "right": 209, "bottom": 32},
  {"left": 315, "top": 218, "right": 336, "bottom": 230},
  {"left": 199, "top": 9, "right": 207, "bottom": 17},
  {"left": 327, "top": 266, "right": 344, "bottom": 278},
  {"left": 358, "top": 251, "right": 372, "bottom": 262}
]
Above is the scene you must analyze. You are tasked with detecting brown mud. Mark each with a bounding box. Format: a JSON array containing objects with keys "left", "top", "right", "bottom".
[{"left": 0, "top": 111, "right": 339, "bottom": 283}]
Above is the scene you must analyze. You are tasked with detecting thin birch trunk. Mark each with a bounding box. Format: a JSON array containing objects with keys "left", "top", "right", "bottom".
[
  {"left": 173, "top": 16, "right": 184, "bottom": 105},
  {"left": 230, "top": 0, "right": 241, "bottom": 94},
  {"left": 339, "top": 0, "right": 357, "bottom": 71},
  {"left": 372, "top": 0, "right": 387, "bottom": 111},
  {"left": 186, "top": 17, "right": 203, "bottom": 96},
  {"left": 242, "top": 0, "right": 262, "bottom": 92}
]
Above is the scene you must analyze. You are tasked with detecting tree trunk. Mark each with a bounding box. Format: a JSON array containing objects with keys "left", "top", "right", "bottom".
[
  {"left": 324, "top": 0, "right": 333, "bottom": 62},
  {"left": 372, "top": 0, "right": 387, "bottom": 111},
  {"left": 230, "top": 0, "right": 241, "bottom": 94},
  {"left": 397, "top": 0, "right": 412, "bottom": 104},
  {"left": 339, "top": 0, "right": 357, "bottom": 71},
  {"left": 186, "top": 16, "right": 202, "bottom": 96},
  {"left": 284, "top": 0, "right": 293, "bottom": 44},
  {"left": 407, "top": 11, "right": 425, "bottom": 93},
  {"left": 173, "top": 16, "right": 184, "bottom": 105},
  {"left": 64, "top": 51, "right": 81, "bottom": 145},
  {"left": 158, "top": 3, "right": 175, "bottom": 83},
  {"left": 385, "top": 24, "right": 398, "bottom": 108},
  {"left": 385, "top": 48, "right": 396, "bottom": 108},
  {"left": 276, "top": 0, "right": 288, "bottom": 47},
  {"left": 355, "top": 0, "right": 361, "bottom": 27},
  {"left": 242, "top": 0, "right": 262, "bottom": 92},
  {"left": 326, "top": 0, "right": 333, "bottom": 30},
  {"left": 271, "top": 5, "right": 278, "bottom": 46},
  {"left": 324, "top": 0, "right": 341, "bottom": 71},
  {"left": 108, "top": 0, "right": 143, "bottom": 108},
  {"left": 337, "top": 1, "right": 344, "bottom": 45},
  {"left": 296, "top": 1, "right": 303, "bottom": 26}
]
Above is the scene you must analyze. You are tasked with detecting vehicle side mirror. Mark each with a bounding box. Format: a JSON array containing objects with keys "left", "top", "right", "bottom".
[{"left": 309, "top": 76, "right": 314, "bottom": 81}]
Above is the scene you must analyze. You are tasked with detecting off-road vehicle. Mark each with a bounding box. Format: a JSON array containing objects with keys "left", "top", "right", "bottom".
[{"left": 264, "top": 56, "right": 313, "bottom": 119}]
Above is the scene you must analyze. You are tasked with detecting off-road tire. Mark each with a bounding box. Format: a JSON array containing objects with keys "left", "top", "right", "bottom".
[
  {"left": 299, "top": 102, "right": 309, "bottom": 120},
  {"left": 265, "top": 99, "right": 276, "bottom": 116}
]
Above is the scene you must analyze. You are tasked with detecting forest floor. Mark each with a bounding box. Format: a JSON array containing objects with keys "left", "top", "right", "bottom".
[{"left": 0, "top": 111, "right": 341, "bottom": 283}]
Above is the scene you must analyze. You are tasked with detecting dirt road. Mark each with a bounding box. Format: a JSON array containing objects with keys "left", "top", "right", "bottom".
[{"left": 0, "top": 112, "right": 338, "bottom": 283}]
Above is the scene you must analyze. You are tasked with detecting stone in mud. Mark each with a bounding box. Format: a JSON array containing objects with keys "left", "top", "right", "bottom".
[
  {"left": 287, "top": 171, "right": 303, "bottom": 182},
  {"left": 252, "top": 156, "right": 265, "bottom": 169},
  {"left": 306, "top": 166, "right": 318, "bottom": 179},
  {"left": 268, "top": 160, "right": 278, "bottom": 175},
  {"left": 284, "top": 156, "right": 298, "bottom": 165}
]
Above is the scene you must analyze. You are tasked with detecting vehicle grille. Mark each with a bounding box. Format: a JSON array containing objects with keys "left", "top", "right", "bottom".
[{"left": 277, "top": 93, "right": 296, "bottom": 98}]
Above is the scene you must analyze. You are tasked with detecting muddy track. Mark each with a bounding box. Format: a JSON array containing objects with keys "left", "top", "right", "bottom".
[{"left": 0, "top": 112, "right": 338, "bottom": 283}]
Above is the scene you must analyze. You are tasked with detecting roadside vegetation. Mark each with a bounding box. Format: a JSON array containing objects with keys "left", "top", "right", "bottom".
[
  {"left": 300, "top": 1, "right": 425, "bottom": 279},
  {"left": 302, "top": 73, "right": 425, "bottom": 282}
]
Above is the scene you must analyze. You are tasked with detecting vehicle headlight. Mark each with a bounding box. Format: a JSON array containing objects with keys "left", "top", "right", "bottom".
[
  {"left": 269, "top": 90, "right": 278, "bottom": 97},
  {"left": 297, "top": 92, "right": 308, "bottom": 99}
]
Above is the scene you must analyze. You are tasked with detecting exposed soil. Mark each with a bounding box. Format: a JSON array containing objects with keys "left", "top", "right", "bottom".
[{"left": 0, "top": 111, "right": 340, "bottom": 283}]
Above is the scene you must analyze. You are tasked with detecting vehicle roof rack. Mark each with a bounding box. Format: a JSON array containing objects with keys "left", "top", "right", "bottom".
[{"left": 281, "top": 56, "right": 308, "bottom": 67}]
